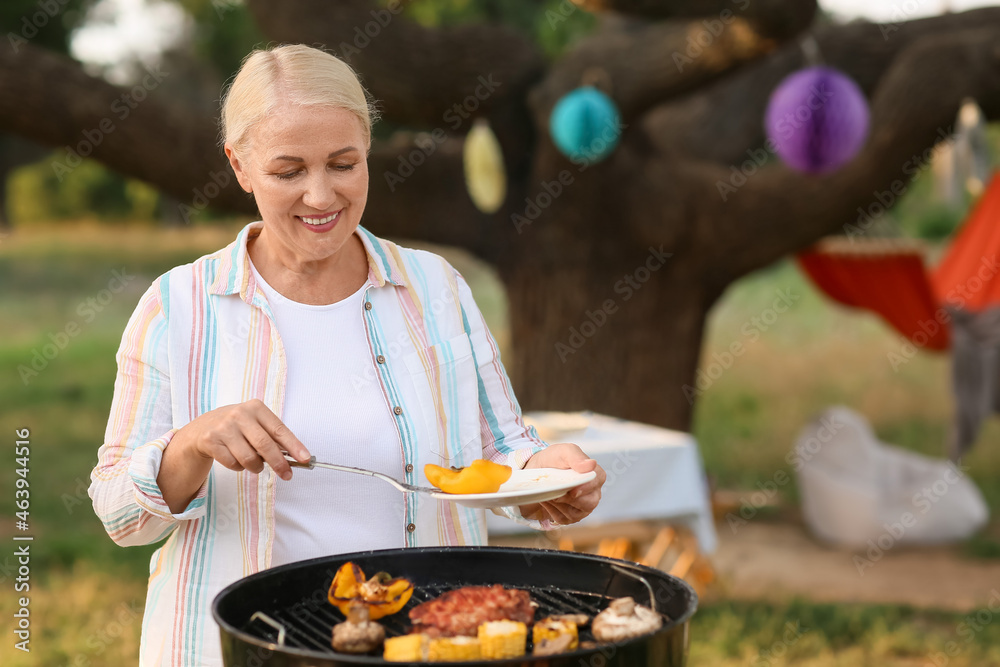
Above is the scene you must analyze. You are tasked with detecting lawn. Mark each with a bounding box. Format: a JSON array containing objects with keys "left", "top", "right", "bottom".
[{"left": 2, "top": 221, "right": 998, "bottom": 665}]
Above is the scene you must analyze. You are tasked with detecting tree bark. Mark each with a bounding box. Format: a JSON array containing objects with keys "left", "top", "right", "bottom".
[
  {"left": 243, "top": 0, "right": 545, "bottom": 130},
  {"left": 0, "top": 41, "right": 257, "bottom": 216},
  {"left": 503, "top": 234, "right": 710, "bottom": 430}
]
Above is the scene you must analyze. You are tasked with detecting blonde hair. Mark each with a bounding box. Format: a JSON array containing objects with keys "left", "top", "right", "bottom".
[{"left": 221, "top": 44, "right": 378, "bottom": 159}]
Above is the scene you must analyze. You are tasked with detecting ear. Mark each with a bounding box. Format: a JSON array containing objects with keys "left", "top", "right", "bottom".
[{"left": 224, "top": 143, "right": 253, "bottom": 193}]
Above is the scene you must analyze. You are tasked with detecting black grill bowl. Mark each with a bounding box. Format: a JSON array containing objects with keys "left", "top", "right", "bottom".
[{"left": 213, "top": 546, "right": 697, "bottom": 666}]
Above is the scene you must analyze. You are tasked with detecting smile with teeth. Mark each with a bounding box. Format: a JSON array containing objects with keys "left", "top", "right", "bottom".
[{"left": 298, "top": 211, "right": 341, "bottom": 225}]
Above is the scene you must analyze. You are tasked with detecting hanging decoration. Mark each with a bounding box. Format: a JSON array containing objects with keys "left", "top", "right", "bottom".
[
  {"left": 463, "top": 118, "right": 507, "bottom": 214},
  {"left": 549, "top": 86, "right": 621, "bottom": 165},
  {"left": 764, "top": 66, "right": 870, "bottom": 174}
]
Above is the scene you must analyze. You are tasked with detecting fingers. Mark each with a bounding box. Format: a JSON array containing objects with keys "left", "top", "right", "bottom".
[
  {"left": 569, "top": 461, "right": 606, "bottom": 497},
  {"left": 518, "top": 502, "right": 544, "bottom": 522},
  {"left": 224, "top": 432, "right": 265, "bottom": 474},
  {"left": 540, "top": 501, "right": 573, "bottom": 525},
  {"left": 192, "top": 400, "right": 306, "bottom": 480},
  {"left": 249, "top": 399, "right": 310, "bottom": 462},
  {"left": 244, "top": 422, "right": 295, "bottom": 481}
]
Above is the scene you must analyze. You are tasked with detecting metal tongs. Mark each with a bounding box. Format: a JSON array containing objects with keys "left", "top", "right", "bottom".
[{"left": 284, "top": 455, "right": 439, "bottom": 495}]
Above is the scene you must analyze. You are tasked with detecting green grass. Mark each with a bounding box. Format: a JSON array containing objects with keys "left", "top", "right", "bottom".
[
  {"left": 694, "top": 258, "right": 1000, "bottom": 523},
  {"left": 691, "top": 599, "right": 1000, "bottom": 666},
  {"left": 3, "top": 223, "right": 1000, "bottom": 665}
]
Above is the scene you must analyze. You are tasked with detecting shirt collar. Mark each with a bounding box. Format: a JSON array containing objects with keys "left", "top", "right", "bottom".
[{"left": 208, "top": 221, "right": 405, "bottom": 299}]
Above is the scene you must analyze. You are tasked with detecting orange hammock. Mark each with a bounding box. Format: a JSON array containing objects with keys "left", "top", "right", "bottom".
[{"left": 798, "top": 171, "right": 1000, "bottom": 351}]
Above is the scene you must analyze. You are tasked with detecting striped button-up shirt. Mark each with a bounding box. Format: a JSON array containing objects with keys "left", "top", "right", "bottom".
[{"left": 89, "top": 221, "right": 548, "bottom": 666}]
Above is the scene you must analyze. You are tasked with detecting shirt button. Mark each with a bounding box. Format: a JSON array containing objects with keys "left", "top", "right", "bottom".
[
  {"left": 393, "top": 406, "right": 403, "bottom": 416},
  {"left": 405, "top": 464, "right": 414, "bottom": 473},
  {"left": 406, "top": 523, "right": 416, "bottom": 533},
  {"left": 364, "top": 301, "right": 373, "bottom": 311},
  {"left": 377, "top": 355, "right": 386, "bottom": 364}
]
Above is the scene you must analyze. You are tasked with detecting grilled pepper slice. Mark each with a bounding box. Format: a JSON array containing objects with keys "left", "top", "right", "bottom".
[
  {"left": 424, "top": 460, "right": 513, "bottom": 495},
  {"left": 328, "top": 562, "right": 413, "bottom": 620}
]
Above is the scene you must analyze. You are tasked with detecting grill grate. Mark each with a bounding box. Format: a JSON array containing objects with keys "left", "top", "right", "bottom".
[{"left": 245, "top": 581, "right": 649, "bottom": 658}]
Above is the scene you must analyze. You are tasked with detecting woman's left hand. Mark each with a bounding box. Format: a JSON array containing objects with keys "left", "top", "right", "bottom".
[{"left": 519, "top": 443, "right": 606, "bottom": 526}]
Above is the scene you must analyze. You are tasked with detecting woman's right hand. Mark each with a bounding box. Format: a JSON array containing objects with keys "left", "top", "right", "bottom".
[
  {"left": 158, "top": 399, "right": 311, "bottom": 513},
  {"left": 179, "top": 399, "right": 311, "bottom": 479}
]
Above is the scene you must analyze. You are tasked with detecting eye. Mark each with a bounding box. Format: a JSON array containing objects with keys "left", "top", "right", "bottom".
[
  {"left": 274, "top": 170, "right": 301, "bottom": 180},
  {"left": 332, "top": 163, "right": 356, "bottom": 172}
]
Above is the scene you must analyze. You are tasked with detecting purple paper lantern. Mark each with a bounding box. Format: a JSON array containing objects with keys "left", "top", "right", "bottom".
[{"left": 764, "top": 66, "right": 870, "bottom": 174}]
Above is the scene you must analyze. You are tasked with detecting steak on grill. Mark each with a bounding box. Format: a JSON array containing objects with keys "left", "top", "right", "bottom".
[{"left": 408, "top": 585, "right": 535, "bottom": 637}]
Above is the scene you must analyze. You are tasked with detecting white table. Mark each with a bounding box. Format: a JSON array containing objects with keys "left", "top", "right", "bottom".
[{"left": 486, "top": 411, "right": 717, "bottom": 553}]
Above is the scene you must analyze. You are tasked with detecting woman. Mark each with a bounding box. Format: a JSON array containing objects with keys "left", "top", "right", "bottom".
[{"left": 90, "top": 44, "right": 605, "bottom": 666}]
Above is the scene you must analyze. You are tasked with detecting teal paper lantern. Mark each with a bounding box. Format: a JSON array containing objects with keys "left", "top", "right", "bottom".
[{"left": 549, "top": 87, "right": 621, "bottom": 165}]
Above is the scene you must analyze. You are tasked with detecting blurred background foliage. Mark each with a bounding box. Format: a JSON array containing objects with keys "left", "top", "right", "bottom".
[
  {"left": 2, "top": 0, "right": 994, "bottom": 237},
  {"left": 1, "top": 0, "right": 598, "bottom": 227}
]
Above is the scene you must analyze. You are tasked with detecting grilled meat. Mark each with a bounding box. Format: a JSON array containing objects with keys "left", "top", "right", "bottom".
[{"left": 409, "top": 585, "right": 535, "bottom": 637}]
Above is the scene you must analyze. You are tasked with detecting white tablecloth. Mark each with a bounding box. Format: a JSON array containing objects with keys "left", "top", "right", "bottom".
[{"left": 486, "top": 411, "right": 717, "bottom": 553}]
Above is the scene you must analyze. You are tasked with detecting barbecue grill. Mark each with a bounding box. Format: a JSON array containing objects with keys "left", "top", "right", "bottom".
[{"left": 213, "top": 546, "right": 698, "bottom": 666}]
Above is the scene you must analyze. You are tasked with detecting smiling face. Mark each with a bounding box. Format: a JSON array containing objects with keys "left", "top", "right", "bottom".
[{"left": 225, "top": 104, "right": 370, "bottom": 275}]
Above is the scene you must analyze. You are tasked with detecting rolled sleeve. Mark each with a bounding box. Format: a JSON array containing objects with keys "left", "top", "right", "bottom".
[
  {"left": 89, "top": 277, "right": 203, "bottom": 546},
  {"left": 129, "top": 430, "right": 208, "bottom": 521}
]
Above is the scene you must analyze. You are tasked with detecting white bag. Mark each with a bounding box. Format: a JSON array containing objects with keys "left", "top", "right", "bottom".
[{"left": 794, "top": 406, "right": 989, "bottom": 547}]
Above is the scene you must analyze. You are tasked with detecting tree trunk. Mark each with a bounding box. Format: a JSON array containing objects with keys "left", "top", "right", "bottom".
[{"left": 503, "top": 250, "right": 709, "bottom": 431}]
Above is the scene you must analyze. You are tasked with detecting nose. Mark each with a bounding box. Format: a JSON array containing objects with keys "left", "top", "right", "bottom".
[{"left": 301, "top": 170, "right": 337, "bottom": 211}]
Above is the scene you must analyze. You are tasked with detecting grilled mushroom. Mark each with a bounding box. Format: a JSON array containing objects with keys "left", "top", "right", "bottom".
[
  {"left": 332, "top": 602, "right": 385, "bottom": 654},
  {"left": 592, "top": 597, "right": 662, "bottom": 643}
]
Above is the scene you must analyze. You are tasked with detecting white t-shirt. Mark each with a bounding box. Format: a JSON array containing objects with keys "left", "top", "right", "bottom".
[{"left": 249, "top": 260, "right": 405, "bottom": 566}]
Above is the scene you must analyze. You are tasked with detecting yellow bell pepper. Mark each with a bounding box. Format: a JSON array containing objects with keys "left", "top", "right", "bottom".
[
  {"left": 424, "top": 459, "right": 512, "bottom": 494},
  {"left": 328, "top": 562, "right": 413, "bottom": 620}
]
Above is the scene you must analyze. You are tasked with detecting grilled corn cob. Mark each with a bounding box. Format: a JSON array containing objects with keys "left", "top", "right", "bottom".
[
  {"left": 383, "top": 633, "right": 428, "bottom": 662},
  {"left": 478, "top": 620, "right": 527, "bottom": 659},
  {"left": 532, "top": 617, "right": 579, "bottom": 655},
  {"left": 428, "top": 635, "right": 482, "bottom": 662}
]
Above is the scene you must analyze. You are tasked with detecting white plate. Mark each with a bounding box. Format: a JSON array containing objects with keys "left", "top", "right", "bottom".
[{"left": 429, "top": 467, "right": 597, "bottom": 509}]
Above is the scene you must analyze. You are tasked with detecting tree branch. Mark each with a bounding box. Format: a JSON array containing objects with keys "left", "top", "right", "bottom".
[
  {"left": 644, "top": 7, "right": 1000, "bottom": 163},
  {"left": 0, "top": 42, "right": 255, "bottom": 216},
  {"left": 243, "top": 0, "right": 546, "bottom": 131},
  {"left": 704, "top": 27, "right": 1000, "bottom": 281},
  {"left": 577, "top": 0, "right": 817, "bottom": 41},
  {"left": 529, "top": 2, "right": 814, "bottom": 131}
]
